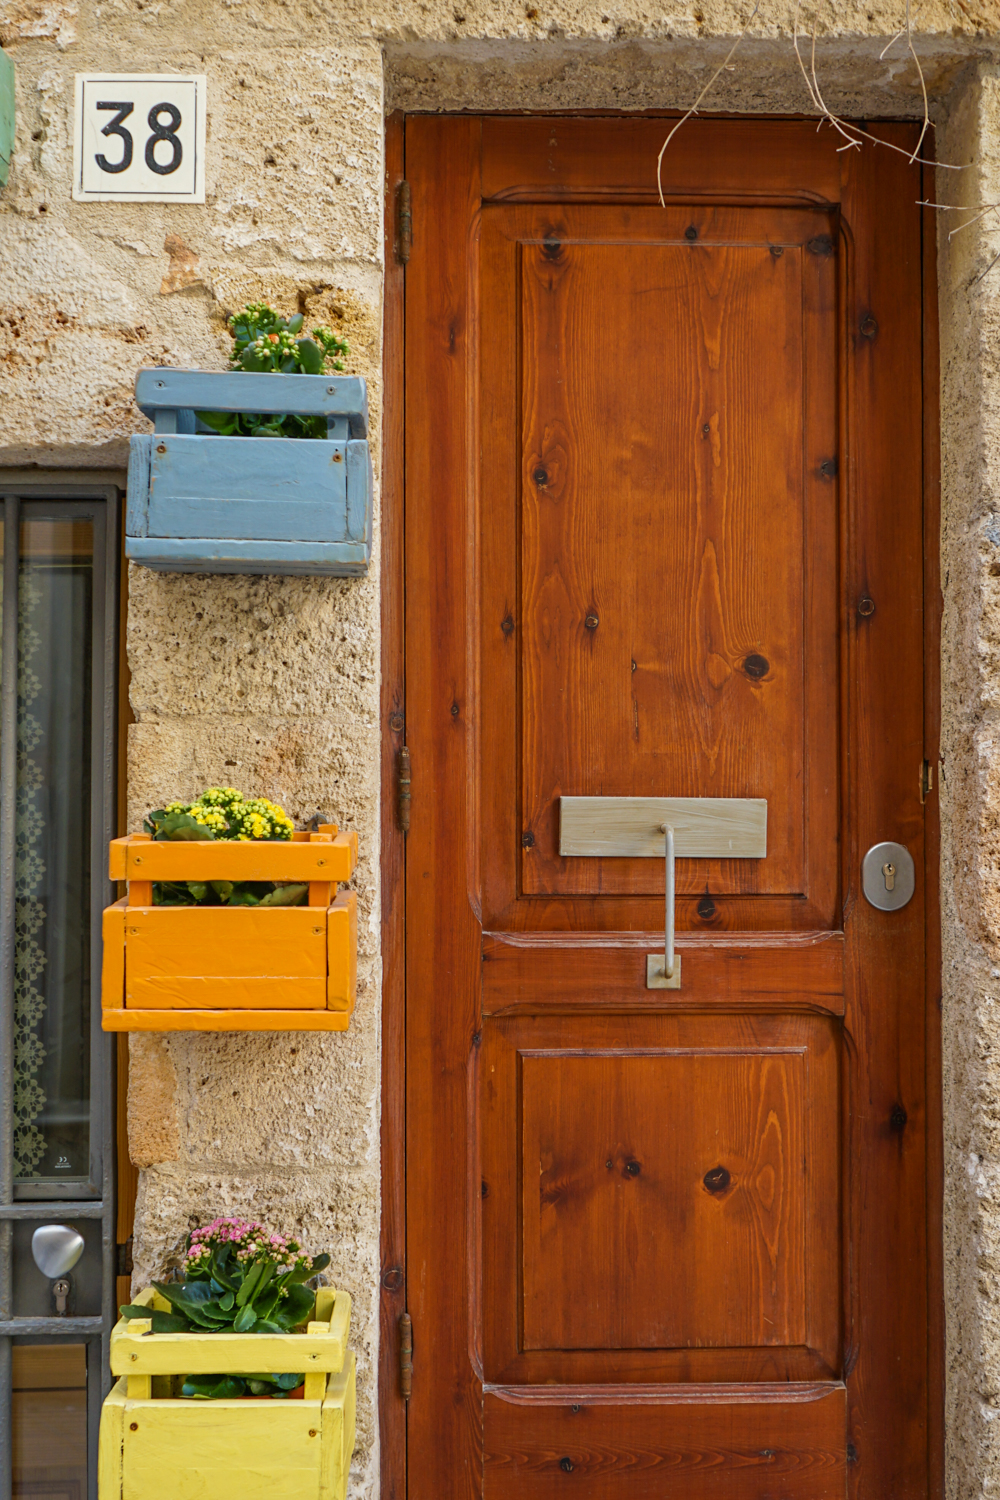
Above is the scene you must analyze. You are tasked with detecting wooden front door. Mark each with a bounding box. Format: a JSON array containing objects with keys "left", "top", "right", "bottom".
[{"left": 397, "top": 115, "right": 938, "bottom": 1500}]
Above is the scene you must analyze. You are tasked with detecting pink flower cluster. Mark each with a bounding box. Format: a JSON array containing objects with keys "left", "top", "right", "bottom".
[{"left": 185, "top": 1217, "right": 307, "bottom": 1272}]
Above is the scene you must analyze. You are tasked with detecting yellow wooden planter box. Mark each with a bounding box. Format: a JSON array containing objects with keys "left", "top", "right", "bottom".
[
  {"left": 99, "top": 1285, "right": 355, "bottom": 1500},
  {"left": 101, "top": 826, "right": 358, "bottom": 1032}
]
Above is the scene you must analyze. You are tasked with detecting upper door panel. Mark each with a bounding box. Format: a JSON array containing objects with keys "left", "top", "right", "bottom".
[{"left": 481, "top": 206, "right": 840, "bottom": 931}]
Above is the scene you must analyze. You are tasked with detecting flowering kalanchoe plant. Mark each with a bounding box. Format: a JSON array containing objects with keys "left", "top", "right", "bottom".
[
  {"left": 195, "top": 301, "right": 351, "bottom": 440},
  {"left": 143, "top": 789, "right": 305, "bottom": 908},
  {"left": 145, "top": 787, "right": 294, "bottom": 844},
  {"left": 120, "top": 1217, "right": 330, "bottom": 1336},
  {"left": 118, "top": 1218, "right": 332, "bottom": 1402}
]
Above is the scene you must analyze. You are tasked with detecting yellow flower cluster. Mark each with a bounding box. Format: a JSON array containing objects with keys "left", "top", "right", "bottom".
[
  {"left": 229, "top": 797, "right": 295, "bottom": 842},
  {"left": 161, "top": 789, "right": 295, "bottom": 842},
  {"left": 165, "top": 800, "right": 229, "bottom": 833}
]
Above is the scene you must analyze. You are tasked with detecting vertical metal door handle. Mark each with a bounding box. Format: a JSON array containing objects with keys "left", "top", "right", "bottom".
[
  {"left": 661, "top": 824, "right": 675, "bottom": 980},
  {"left": 645, "top": 825, "right": 681, "bottom": 988}
]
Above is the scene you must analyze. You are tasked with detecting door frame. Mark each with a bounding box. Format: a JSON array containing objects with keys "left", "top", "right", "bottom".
[{"left": 378, "top": 111, "right": 944, "bottom": 1500}]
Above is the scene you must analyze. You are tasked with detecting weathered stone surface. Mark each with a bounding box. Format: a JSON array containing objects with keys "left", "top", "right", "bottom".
[
  {"left": 127, "top": 1034, "right": 180, "bottom": 1168},
  {"left": 937, "top": 62, "right": 1000, "bottom": 1500},
  {"left": 5, "top": 1, "right": 1000, "bottom": 1494},
  {"left": 127, "top": 570, "right": 381, "bottom": 723}
]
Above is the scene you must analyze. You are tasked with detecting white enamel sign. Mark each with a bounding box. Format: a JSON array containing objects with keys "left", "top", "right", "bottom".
[{"left": 73, "top": 74, "right": 206, "bottom": 202}]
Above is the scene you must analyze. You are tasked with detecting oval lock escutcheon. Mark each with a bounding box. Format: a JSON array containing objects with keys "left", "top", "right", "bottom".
[{"left": 862, "top": 841, "right": 915, "bottom": 911}]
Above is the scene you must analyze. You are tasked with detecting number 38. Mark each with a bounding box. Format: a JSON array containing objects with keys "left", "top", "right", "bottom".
[{"left": 95, "top": 101, "right": 182, "bottom": 176}]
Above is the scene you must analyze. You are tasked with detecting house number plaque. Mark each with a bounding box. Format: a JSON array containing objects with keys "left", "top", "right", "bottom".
[{"left": 73, "top": 74, "right": 206, "bottom": 202}]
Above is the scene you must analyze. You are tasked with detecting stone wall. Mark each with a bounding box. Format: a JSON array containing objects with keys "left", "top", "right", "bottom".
[
  {"left": 936, "top": 61, "right": 1000, "bottom": 1500},
  {"left": 2, "top": 2, "right": 1000, "bottom": 1494}
]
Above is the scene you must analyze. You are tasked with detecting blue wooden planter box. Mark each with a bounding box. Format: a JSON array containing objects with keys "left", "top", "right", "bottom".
[{"left": 126, "top": 369, "right": 373, "bottom": 576}]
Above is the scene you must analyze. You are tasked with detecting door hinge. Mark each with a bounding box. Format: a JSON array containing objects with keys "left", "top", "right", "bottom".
[
  {"left": 116, "top": 1236, "right": 133, "bottom": 1278},
  {"left": 397, "top": 745, "right": 411, "bottom": 834},
  {"left": 396, "top": 181, "right": 411, "bottom": 264},
  {"left": 399, "top": 1311, "right": 413, "bottom": 1400},
  {"left": 920, "top": 758, "right": 935, "bottom": 804}
]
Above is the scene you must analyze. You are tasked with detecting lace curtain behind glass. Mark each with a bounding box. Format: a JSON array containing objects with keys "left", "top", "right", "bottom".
[{"left": 13, "top": 573, "right": 47, "bottom": 1177}]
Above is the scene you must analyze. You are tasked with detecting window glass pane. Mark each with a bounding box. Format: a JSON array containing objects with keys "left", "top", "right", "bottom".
[{"left": 13, "top": 519, "right": 93, "bottom": 1183}]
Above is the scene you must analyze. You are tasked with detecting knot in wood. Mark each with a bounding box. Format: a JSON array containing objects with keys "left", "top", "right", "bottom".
[
  {"left": 807, "top": 234, "right": 835, "bottom": 256},
  {"left": 703, "top": 1164, "right": 731, "bottom": 1193},
  {"left": 743, "top": 653, "right": 769, "bottom": 680}
]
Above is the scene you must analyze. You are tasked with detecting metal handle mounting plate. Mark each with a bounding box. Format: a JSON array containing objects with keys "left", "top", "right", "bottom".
[
  {"left": 559, "top": 796, "right": 767, "bottom": 858},
  {"left": 558, "top": 797, "right": 767, "bottom": 991}
]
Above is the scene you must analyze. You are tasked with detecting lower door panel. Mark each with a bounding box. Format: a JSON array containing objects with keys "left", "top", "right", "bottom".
[{"left": 483, "top": 1386, "right": 847, "bottom": 1499}]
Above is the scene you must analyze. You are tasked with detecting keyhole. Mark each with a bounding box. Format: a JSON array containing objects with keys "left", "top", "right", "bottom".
[{"left": 882, "top": 861, "right": 896, "bottom": 892}]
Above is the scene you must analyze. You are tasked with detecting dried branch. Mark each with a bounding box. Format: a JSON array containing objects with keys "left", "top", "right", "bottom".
[
  {"left": 919, "top": 200, "right": 1000, "bottom": 238},
  {"left": 878, "top": 0, "right": 931, "bottom": 162},
  {"left": 903, "top": 0, "right": 931, "bottom": 162},
  {"left": 656, "top": 2, "right": 760, "bottom": 208},
  {"left": 972, "top": 246, "right": 1000, "bottom": 286},
  {"left": 655, "top": 0, "right": 975, "bottom": 277},
  {"left": 790, "top": 0, "right": 962, "bottom": 171},
  {"left": 808, "top": 18, "right": 863, "bottom": 151},
  {"left": 879, "top": 24, "right": 907, "bottom": 59},
  {"left": 918, "top": 199, "right": 1000, "bottom": 287}
]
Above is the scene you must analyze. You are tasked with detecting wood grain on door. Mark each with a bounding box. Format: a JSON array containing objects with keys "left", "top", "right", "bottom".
[{"left": 401, "top": 115, "right": 933, "bottom": 1500}]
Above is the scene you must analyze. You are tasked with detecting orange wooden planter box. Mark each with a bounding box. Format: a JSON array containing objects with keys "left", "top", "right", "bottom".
[{"left": 101, "top": 825, "right": 358, "bottom": 1032}]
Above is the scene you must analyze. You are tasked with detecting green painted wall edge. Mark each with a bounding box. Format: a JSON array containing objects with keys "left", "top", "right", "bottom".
[{"left": 0, "top": 48, "right": 13, "bottom": 186}]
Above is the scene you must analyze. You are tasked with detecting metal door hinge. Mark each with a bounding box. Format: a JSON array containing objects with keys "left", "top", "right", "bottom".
[
  {"left": 397, "top": 746, "right": 411, "bottom": 834},
  {"left": 116, "top": 1236, "right": 133, "bottom": 1278},
  {"left": 399, "top": 1311, "right": 413, "bottom": 1400},
  {"left": 921, "top": 759, "right": 935, "bottom": 803},
  {"left": 396, "top": 181, "right": 411, "bottom": 264}
]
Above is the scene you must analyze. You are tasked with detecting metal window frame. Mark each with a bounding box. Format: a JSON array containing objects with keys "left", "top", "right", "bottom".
[{"left": 0, "top": 474, "right": 121, "bottom": 1500}]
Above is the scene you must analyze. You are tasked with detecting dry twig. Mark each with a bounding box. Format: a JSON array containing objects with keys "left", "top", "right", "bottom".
[
  {"left": 903, "top": 0, "right": 931, "bottom": 161},
  {"left": 918, "top": 198, "right": 1000, "bottom": 284},
  {"left": 655, "top": 2, "right": 985, "bottom": 273},
  {"left": 791, "top": 0, "right": 959, "bottom": 169},
  {"left": 656, "top": 2, "right": 760, "bottom": 208}
]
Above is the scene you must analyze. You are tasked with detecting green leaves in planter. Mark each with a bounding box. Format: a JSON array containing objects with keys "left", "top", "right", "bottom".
[
  {"left": 180, "top": 1371, "right": 305, "bottom": 1400},
  {"left": 130, "top": 1217, "right": 332, "bottom": 1339},
  {"left": 190, "top": 302, "right": 352, "bottom": 441},
  {"left": 145, "top": 810, "right": 216, "bottom": 842},
  {"left": 181, "top": 1374, "right": 248, "bottom": 1400},
  {"left": 151, "top": 879, "right": 308, "bottom": 909},
  {"left": 118, "top": 1303, "right": 190, "bottom": 1333},
  {"left": 246, "top": 1372, "right": 305, "bottom": 1396},
  {"left": 257, "top": 883, "right": 308, "bottom": 907},
  {"left": 143, "top": 788, "right": 308, "bottom": 909},
  {"left": 227, "top": 303, "right": 347, "bottom": 378}
]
